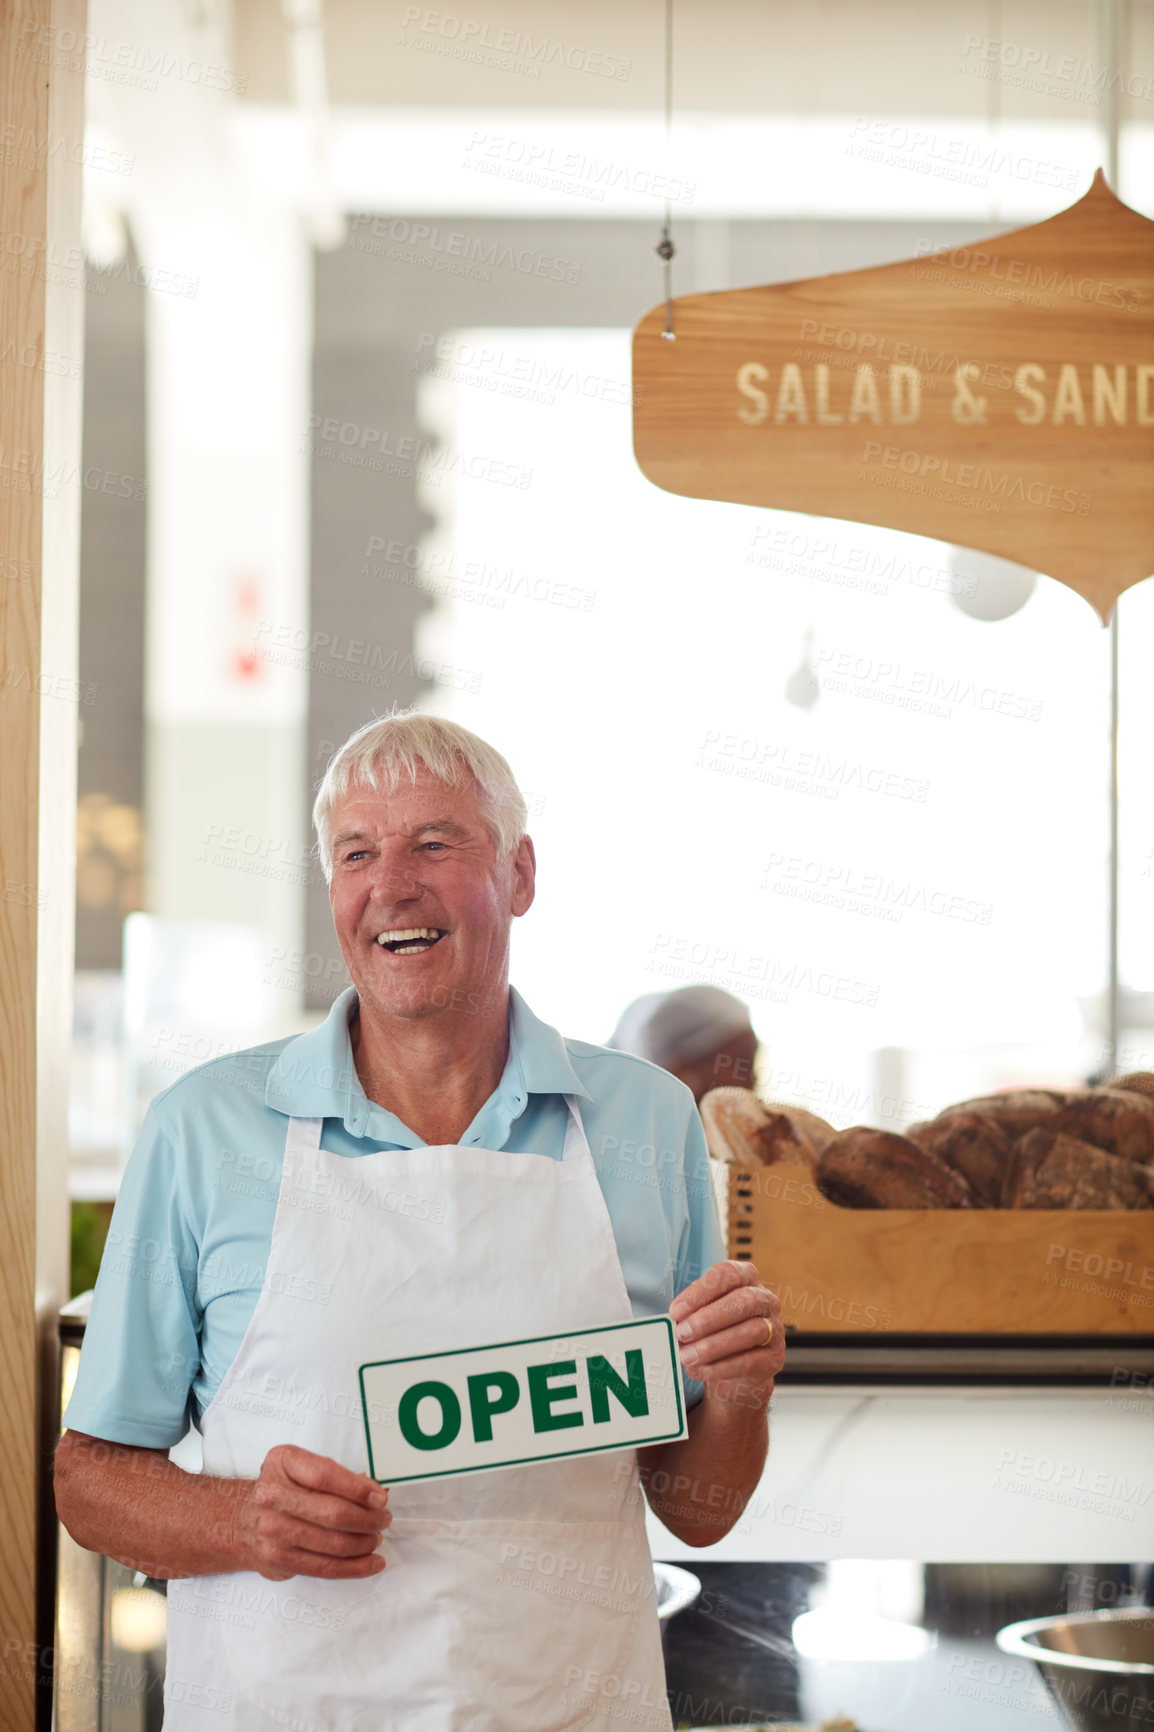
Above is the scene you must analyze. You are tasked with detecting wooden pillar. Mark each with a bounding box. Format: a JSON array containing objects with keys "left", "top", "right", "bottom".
[{"left": 0, "top": 2, "right": 85, "bottom": 1727}]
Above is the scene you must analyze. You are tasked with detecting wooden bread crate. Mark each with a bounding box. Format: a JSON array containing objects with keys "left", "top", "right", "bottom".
[{"left": 724, "top": 1159, "right": 1154, "bottom": 1334}]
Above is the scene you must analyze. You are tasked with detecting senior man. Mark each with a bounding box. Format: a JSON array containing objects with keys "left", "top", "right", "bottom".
[{"left": 56, "top": 713, "right": 784, "bottom": 1731}]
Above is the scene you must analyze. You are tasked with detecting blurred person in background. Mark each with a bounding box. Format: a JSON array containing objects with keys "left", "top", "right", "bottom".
[
  {"left": 610, "top": 985, "right": 759, "bottom": 1102},
  {"left": 608, "top": 987, "right": 811, "bottom": 1724}
]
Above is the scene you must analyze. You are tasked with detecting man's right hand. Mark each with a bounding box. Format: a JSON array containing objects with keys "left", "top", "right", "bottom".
[{"left": 234, "top": 1445, "right": 391, "bottom": 1581}]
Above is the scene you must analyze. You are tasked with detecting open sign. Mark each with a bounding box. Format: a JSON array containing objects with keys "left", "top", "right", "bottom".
[{"left": 358, "top": 1317, "right": 686, "bottom": 1484}]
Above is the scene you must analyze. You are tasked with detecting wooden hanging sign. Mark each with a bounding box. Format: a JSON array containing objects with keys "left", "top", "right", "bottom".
[{"left": 633, "top": 174, "right": 1154, "bottom": 621}]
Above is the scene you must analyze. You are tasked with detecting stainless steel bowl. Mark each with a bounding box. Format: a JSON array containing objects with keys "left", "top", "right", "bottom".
[
  {"left": 996, "top": 1608, "right": 1154, "bottom": 1732},
  {"left": 654, "top": 1561, "right": 701, "bottom": 1622}
]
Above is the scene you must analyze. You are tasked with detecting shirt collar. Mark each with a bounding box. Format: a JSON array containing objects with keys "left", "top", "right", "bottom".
[
  {"left": 265, "top": 987, "right": 365, "bottom": 1125},
  {"left": 508, "top": 986, "right": 591, "bottom": 1101},
  {"left": 265, "top": 983, "right": 590, "bottom": 1139}
]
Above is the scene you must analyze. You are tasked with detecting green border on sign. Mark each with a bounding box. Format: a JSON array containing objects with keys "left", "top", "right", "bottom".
[{"left": 357, "top": 1315, "right": 686, "bottom": 1484}]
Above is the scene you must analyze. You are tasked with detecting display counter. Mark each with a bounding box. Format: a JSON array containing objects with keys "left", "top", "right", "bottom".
[
  {"left": 57, "top": 1298, "right": 1154, "bottom": 1730},
  {"left": 649, "top": 1380, "right": 1154, "bottom": 1564}
]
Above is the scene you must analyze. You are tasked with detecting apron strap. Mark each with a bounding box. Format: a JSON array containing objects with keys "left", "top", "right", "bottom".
[
  {"left": 560, "top": 1096, "right": 590, "bottom": 1163},
  {"left": 285, "top": 1115, "right": 324, "bottom": 1159}
]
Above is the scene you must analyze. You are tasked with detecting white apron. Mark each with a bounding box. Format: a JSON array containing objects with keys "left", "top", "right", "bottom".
[{"left": 163, "top": 1102, "right": 673, "bottom": 1732}]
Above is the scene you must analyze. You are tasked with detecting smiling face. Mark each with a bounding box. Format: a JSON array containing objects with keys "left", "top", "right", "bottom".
[{"left": 327, "top": 764, "right": 535, "bottom": 1028}]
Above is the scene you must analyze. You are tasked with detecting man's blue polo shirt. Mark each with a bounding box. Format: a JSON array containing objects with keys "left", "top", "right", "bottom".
[{"left": 64, "top": 987, "right": 726, "bottom": 1449}]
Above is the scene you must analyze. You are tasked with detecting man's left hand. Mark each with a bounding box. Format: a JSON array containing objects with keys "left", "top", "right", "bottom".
[{"left": 669, "top": 1260, "right": 785, "bottom": 1408}]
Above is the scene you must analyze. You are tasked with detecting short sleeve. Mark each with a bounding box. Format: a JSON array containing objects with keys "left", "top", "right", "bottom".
[
  {"left": 63, "top": 1105, "right": 202, "bottom": 1448},
  {"left": 675, "top": 1107, "right": 728, "bottom": 1409}
]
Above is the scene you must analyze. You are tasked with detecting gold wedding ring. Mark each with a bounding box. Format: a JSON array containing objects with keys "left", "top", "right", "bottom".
[{"left": 764, "top": 1317, "right": 774, "bottom": 1344}]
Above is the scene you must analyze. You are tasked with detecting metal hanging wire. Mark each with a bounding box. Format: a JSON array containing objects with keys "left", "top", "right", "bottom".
[
  {"left": 1100, "top": 0, "right": 1123, "bottom": 1079},
  {"left": 985, "top": 0, "right": 1001, "bottom": 229},
  {"left": 656, "top": 0, "right": 676, "bottom": 338}
]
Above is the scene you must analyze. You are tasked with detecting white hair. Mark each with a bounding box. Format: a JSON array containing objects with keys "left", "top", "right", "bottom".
[{"left": 312, "top": 710, "right": 528, "bottom": 880}]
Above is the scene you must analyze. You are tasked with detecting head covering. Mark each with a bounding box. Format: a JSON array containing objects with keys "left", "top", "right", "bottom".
[
  {"left": 608, "top": 986, "right": 754, "bottom": 1068},
  {"left": 607, "top": 994, "right": 667, "bottom": 1059}
]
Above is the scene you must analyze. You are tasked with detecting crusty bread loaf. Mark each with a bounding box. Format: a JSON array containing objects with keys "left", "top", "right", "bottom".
[
  {"left": 932, "top": 1089, "right": 1068, "bottom": 1139},
  {"left": 816, "top": 1128, "right": 978, "bottom": 1209},
  {"left": 1111, "top": 1071, "right": 1154, "bottom": 1101},
  {"left": 761, "top": 1102, "right": 837, "bottom": 1164},
  {"left": 1004, "top": 1128, "right": 1154, "bottom": 1209},
  {"left": 700, "top": 1088, "right": 834, "bottom": 1172},
  {"left": 906, "top": 1112, "right": 1012, "bottom": 1206},
  {"left": 1049, "top": 1088, "right": 1154, "bottom": 1164},
  {"left": 701, "top": 1089, "right": 786, "bottom": 1171},
  {"left": 707, "top": 1080, "right": 1154, "bottom": 1209}
]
